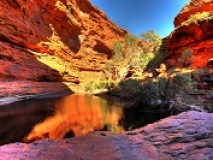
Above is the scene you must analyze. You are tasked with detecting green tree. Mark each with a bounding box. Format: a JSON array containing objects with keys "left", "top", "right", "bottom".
[
  {"left": 112, "top": 41, "right": 123, "bottom": 59},
  {"left": 124, "top": 34, "right": 137, "bottom": 48},
  {"left": 113, "top": 41, "right": 122, "bottom": 54},
  {"left": 140, "top": 30, "right": 162, "bottom": 49}
]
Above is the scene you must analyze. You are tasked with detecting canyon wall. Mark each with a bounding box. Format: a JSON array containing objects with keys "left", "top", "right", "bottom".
[
  {"left": 0, "top": 0, "right": 127, "bottom": 82},
  {"left": 164, "top": 0, "right": 213, "bottom": 68}
]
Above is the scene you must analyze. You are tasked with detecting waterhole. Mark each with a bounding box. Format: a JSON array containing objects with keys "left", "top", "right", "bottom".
[{"left": 0, "top": 94, "right": 167, "bottom": 145}]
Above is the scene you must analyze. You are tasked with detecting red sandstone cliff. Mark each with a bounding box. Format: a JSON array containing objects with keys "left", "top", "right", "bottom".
[
  {"left": 164, "top": 0, "right": 213, "bottom": 68},
  {"left": 0, "top": 0, "right": 127, "bottom": 82}
]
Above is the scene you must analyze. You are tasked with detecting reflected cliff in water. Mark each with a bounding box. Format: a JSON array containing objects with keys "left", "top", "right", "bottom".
[
  {"left": 0, "top": 94, "right": 168, "bottom": 145},
  {"left": 24, "top": 95, "right": 124, "bottom": 142}
]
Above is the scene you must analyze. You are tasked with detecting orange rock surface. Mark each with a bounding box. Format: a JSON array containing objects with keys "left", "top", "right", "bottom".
[
  {"left": 164, "top": 0, "right": 213, "bottom": 68},
  {"left": 0, "top": 0, "right": 127, "bottom": 82}
]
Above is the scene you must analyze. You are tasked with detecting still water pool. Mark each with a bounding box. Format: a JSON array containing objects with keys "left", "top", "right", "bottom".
[{"left": 0, "top": 94, "right": 167, "bottom": 145}]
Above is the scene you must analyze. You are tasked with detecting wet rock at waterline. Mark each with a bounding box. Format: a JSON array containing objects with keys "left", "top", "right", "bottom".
[
  {"left": 0, "top": 82, "right": 72, "bottom": 105},
  {"left": 0, "top": 111, "right": 212, "bottom": 160}
]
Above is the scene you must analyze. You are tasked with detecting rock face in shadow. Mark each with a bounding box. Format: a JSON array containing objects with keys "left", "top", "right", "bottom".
[
  {"left": 0, "top": 0, "right": 127, "bottom": 82},
  {"left": 0, "top": 111, "right": 212, "bottom": 160},
  {"left": 164, "top": 0, "right": 213, "bottom": 68}
]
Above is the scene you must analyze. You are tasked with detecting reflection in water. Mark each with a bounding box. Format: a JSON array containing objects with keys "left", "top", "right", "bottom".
[
  {"left": 120, "top": 107, "right": 169, "bottom": 131},
  {"left": 25, "top": 95, "right": 124, "bottom": 142},
  {"left": 0, "top": 94, "right": 168, "bottom": 145},
  {"left": 0, "top": 99, "right": 56, "bottom": 145}
]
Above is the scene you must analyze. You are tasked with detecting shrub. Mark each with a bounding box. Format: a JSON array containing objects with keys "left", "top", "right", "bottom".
[
  {"left": 112, "top": 41, "right": 123, "bottom": 59},
  {"left": 83, "top": 81, "right": 97, "bottom": 91},
  {"left": 178, "top": 48, "right": 193, "bottom": 67},
  {"left": 140, "top": 30, "right": 162, "bottom": 50},
  {"left": 108, "top": 79, "right": 143, "bottom": 106},
  {"left": 146, "top": 50, "right": 168, "bottom": 71},
  {"left": 107, "top": 31, "right": 162, "bottom": 81},
  {"left": 82, "top": 79, "right": 118, "bottom": 92},
  {"left": 183, "top": 11, "right": 213, "bottom": 25},
  {"left": 137, "top": 72, "right": 202, "bottom": 110},
  {"left": 124, "top": 34, "right": 137, "bottom": 48}
]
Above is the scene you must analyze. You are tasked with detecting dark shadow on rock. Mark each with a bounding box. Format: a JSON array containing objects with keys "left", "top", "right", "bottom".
[
  {"left": 52, "top": 24, "right": 81, "bottom": 54},
  {"left": 145, "top": 42, "right": 168, "bottom": 73},
  {"left": 0, "top": 41, "right": 63, "bottom": 82},
  {"left": 93, "top": 40, "right": 112, "bottom": 59}
]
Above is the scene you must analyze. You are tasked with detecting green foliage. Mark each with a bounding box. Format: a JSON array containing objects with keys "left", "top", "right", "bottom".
[
  {"left": 181, "top": 48, "right": 193, "bottom": 59},
  {"left": 107, "top": 65, "right": 213, "bottom": 113},
  {"left": 83, "top": 79, "right": 119, "bottom": 92},
  {"left": 143, "top": 52, "right": 155, "bottom": 67},
  {"left": 184, "top": 11, "right": 213, "bottom": 25},
  {"left": 138, "top": 74, "right": 189, "bottom": 105},
  {"left": 146, "top": 50, "right": 168, "bottom": 71},
  {"left": 108, "top": 74, "right": 185, "bottom": 110},
  {"left": 178, "top": 48, "right": 193, "bottom": 67},
  {"left": 109, "top": 79, "right": 143, "bottom": 105},
  {"left": 140, "top": 80, "right": 161, "bottom": 103},
  {"left": 83, "top": 81, "right": 97, "bottom": 91},
  {"left": 140, "top": 30, "right": 162, "bottom": 49},
  {"left": 128, "top": 49, "right": 155, "bottom": 70},
  {"left": 115, "top": 79, "right": 143, "bottom": 95},
  {"left": 193, "top": 68, "right": 209, "bottom": 77},
  {"left": 129, "top": 51, "right": 143, "bottom": 67},
  {"left": 107, "top": 31, "right": 162, "bottom": 81},
  {"left": 138, "top": 72, "right": 203, "bottom": 108},
  {"left": 173, "top": 74, "right": 197, "bottom": 94},
  {"left": 112, "top": 41, "right": 123, "bottom": 59},
  {"left": 124, "top": 34, "right": 137, "bottom": 47},
  {"left": 173, "top": 74, "right": 190, "bottom": 85}
]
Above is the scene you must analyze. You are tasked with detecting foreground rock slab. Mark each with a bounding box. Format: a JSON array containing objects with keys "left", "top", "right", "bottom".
[{"left": 0, "top": 111, "right": 212, "bottom": 160}]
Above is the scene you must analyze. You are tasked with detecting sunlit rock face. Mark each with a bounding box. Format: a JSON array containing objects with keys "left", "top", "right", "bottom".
[
  {"left": 164, "top": 0, "right": 213, "bottom": 68},
  {"left": 0, "top": 0, "right": 127, "bottom": 82}
]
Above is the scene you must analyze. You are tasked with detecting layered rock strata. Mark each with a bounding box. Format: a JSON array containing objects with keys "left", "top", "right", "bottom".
[
  {"left": 164, "top": 0, "right": 213, "bottom": 68},
  {"left": 0, "top": 0, "right": 127, "bottom": 83}
]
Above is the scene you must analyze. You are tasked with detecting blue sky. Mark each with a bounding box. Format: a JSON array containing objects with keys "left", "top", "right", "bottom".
[{"left": 90, "top": 0, "right": 189, "bottom": 38}]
